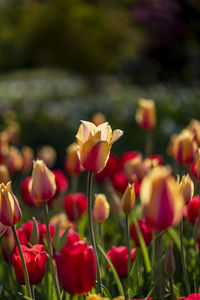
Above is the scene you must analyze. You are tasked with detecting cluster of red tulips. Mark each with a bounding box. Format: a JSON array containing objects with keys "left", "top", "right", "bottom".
[{"left": 1, "top": 100, "right": 200, "bottom": 300}]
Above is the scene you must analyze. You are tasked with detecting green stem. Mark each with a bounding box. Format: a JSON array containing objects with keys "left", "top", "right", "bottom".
[
  {"left": 31, "top": 285, "right": 35, "bottom": 300},
  {"left": 43, "top": 202, "right": 61, "bottom": 300},
  {"left": 87, "top": 171, "right": 102, "bottom": 294},
  {"left": 98, "top": 223, "right": 104, "bottom": 250},
  {"left": 12, "top": 225, "right": 32, "bottom": 299},
  {"left": 155, "top": 234, "right": 163, "bottom": 300},
  {"left": 125, "top": 214, "right": 131, "bottom": 298},
  {"left": 179, "top": 218, "right": 191, "bottom": 295},
  {"left": 169, "top": 277, "right": 176, "bottom": 300},
  {"left": 132, "top": 216, "right": 151, "bottom": 273},
  {"left": 97, "top": 244, "right": 125, "bottom": 297}
]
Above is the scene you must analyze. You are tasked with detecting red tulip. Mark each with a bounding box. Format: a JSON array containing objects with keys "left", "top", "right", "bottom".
[
  {"left": 52, "top": 170, "right": 69, "bottom": 197},
  {"left": 188, "top": 196, "right": 200, "bottom": 225},
  {"left": 132, "top": 298, "right": 153, "bottom": 300},
  {"left": 131, "top": 220, "right": 153, "bottom": 247},
  {"left": 12, "top": 244, "right": 47, "bottom": 285},
  {"left": 148, "top": 154, "right": 163, "bottom": 165},
  {"left": 112, "top": 171, "right": 128, "bottom": 194},
  {"left": 119, "top": 151, "right": 140, "bottom": 170},
  {"left": 177, "top": 294, "right": 200, "bottom": 300},
  {"left": 21, "top": 177, "right": 34, "bottom": 206},
  {"left": 95, "top": 154, "right": 118, "bottom": 182},
  {"left": 107, "top": 246, "right": 136, "bottom": 278},
  {"left": 54, "top": 241, "right": 96, "bottom": 295},
  {"left": 64, "top": 193, "right": 87, "bottom": 222}
]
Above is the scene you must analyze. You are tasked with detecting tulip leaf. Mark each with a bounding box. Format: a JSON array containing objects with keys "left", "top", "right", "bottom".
[
  {"left": 167, "top": 228, "right": 181, "bottom": 251},
  {"left": 129, "top": 259, "right": 139, "bottom": 297},
  {"left": 0, "top": 228, "right": 8, "bottom": 241},
  {"left": 56, "top": 226, "right": 71, "bottom": 252},
  {"left": 97, "top": 243, "right": 125, "bottom": 297},
  {"left": 101, "top": 283, "right": 112, "bottom": 299}
]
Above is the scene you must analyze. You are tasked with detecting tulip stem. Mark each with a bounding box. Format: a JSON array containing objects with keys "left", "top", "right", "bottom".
[
  {"left": 132, "top": 216, "right": 151, "bottom": 273},
  {"left": 169, "top": 277, "right": 176, "bottom": 300},
  {"left": 11, "top": 225, "right": 33, "bottom": 299},
  {"left": 179, "top": 218, "right": 191, "bottom": 295},
  {"left": 155, "top": 234, "right": 163, "bottom": 300},
  {"left": 31, "top": 285, "right": 35, "bottom": 300},
  {"left": 87, "top": 171, "right": 102, "bottom": 295},
  {"left": 43, "top": 202, "right": 61, "bottom": 300},
  {"left": 125, "top": 214, "right": 131, "bottom": 299},
  {"left": 98, "top": 223, "right": 104, "bottom": 250}
]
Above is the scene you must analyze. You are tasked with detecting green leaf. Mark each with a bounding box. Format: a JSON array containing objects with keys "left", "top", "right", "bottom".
[
  {"left": 56, "top": 226, "right": 70, "bottom": 252},
  {"left": 0, "top": 228, "right": 8, "bottom": 241},
  {"left": 101, "top": 284, "right": 112, "bottom": 299},
  {"left": 30, "top": 217, "right": 39, "bottom": 245}
]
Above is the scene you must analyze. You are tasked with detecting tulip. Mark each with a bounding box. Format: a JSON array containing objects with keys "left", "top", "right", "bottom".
[
  {"left": 112, "top": 171, "right": 128, "bottom": 194},
  {"left": 0, "top": 182, "right": 22, "bottom": 226},
  {"left": 131, "top": 219, "right": 153, "bottom": 247},
  {"left": 135, "top": 99, "right": 156, "bottom": 130},
  {"left": 148, "top": 154, "right": 163, "bottom": 166},
  {"left": 21, "top": 146, "right": 34, "bottom": 172},
  {"left": 164, "top": 241, "right": 175, "bottom": 279},
  {"left": 188, "top": 196, "right": 200, "bottom": 225},
  {"left": 86, "top": 295, "right": 109, "bottom": 300},
  {"left": 7, "top": 146, "right": 23, "bottom": 173},
  {"left": 32, "top": 160, "right": 56, "bottom": 204},
  {"left": 121, "top": 184, "right": 135, "bottom": 215},
  {"left": 124, "top": 155, "right": 150, "bottom": 183},
  {"left": 187, "top": 119, "right": 200, "bottom": 145},
  {"left": 0, "top": 165, "right": 10, "bottom": 184},
  {"left": 107, "top": 246, "right": 136, "bottom": 278},
  {"left": 173, "top": 130, "right": 197, "bottom": 164},
  {"left": 21, "top": 177, "right": 35, "bottom": 206},
  {"left": 177, "top": 294, "right": 200, "bottom": 300},
  {"left": 91, "top": 112, "right": 106, "bottom": 126},
  {"left": 93, "top": 194, "right": 110, "bottom": 222},
  {"left": 6, "top": 121, "right": 20, "bottom": 144},
  {"left": 95, "top": 154, "right": 118, "bottom": 183},
  {"left": 65, "top": 142, "right": 84, "bottom": 176},
  {"left": 119, "top": 151, "right": 140, "bottom": 170},
  {"left": 52, "top": 170, "right": 68, "bottom": 197},
  {"left": 64, "top": 193, "right": 87, "bottom": 222},
  {"left": 178, "top": 174, "right": 194, "bottom": 205},
  {"left": 1, "top": 226, "right": 15, "bottom": 263},
  {"left": 76, "top": 121, "right": 123, "bottom": 173},
  {"left": 37, "top": 145, "right": 57, "bottom": 168},
  {"left": 12, "top": 244, "right": 47, "bottom": 285},
  {"left": 54, "top": 241, "right": 96, "bottom": 295},
  {"left": 50, "top": 213, "right": 72, "bottom": 230},
  {"left": 140, "top": 166, "right": 184, "bottom": 231},
  {"left": 0, "top": 131, "right": 9, "bottom": 157},
  {"left": 190, "top": 149, "right": 200, "bottom": 181}
]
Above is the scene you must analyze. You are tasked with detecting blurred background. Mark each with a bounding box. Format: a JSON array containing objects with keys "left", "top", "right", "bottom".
[{"left": 0, "top": 0, "right": 200, "bottom": 162}]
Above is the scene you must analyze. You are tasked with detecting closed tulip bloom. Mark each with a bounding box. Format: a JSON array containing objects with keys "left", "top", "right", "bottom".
[
  {"left": 7, "top": 146, "right": 23, "bottom": 173},
  {"left": 121, "top": 184, "right": 135, "bottom": 214},
  {"left": 173, "top": 130, "right": 197, "bottom": 164},
  {"left": 124, "top": 155, "right": 150, "bottom": 183},
  {"left": 91, "top": 112, "right": 106, "bottom": 126},
  {"left": 119, "top": 151, "right": 140, "bottom": 170},
  {"left": 21, "top": 146, "right": 34, "bottom": 172},
  {"left": 140, "top": 166, "right": 184, "bottom": 231},
  {"left": 178, "top": 174, "right": 194, "bottom": 205},
  {"left": 164, "top": 241, "right": 175, "bottom": 278},
  {"left": 0, "top": 182, "right": 22, "bottom": 226},
  {"left": 21, "top": 177, "right": 35, "bottom": 206},
  {"left": 0, "top": 131, "right": 9, "bottom": 157},
  {"left": 76, "top": 121, "right": 123, "bottom": 173},
  {"left": 190, "top": 149, "right": 200, "bottom": 181},
  {"left": 52, "top": 170, "right": 69, "bottom": 197},
  {"left": 86, "top": 294, "right": 109, "bottom": 300},
  {"left": 107, "top": 246, "right": 136, "bottom": 278},
  {"left": 92, "top": 194, "right": 110, "bottom": 222},
  {"left": 95, "top": 154, "right": 118, "bottom": 183},
  {"left": 54, "top": 241, "right": 96, "bottom": 295},
  {"left": 135, "top": 99, "right": 156, "bottom": 130},
  {"left": 1, "top": 226, "right": 15, "bottom": 263},
  {"left": 64, "top": 193, "right": 87, "bottom": 222},
  {"left": 12, "top": 244, "right": 47, "bottom": 285},
  {"left": 188, "top": 196, "right": 200, "bottom": 225},
  {"left": 32, "top": 160, "right": 56, "bottom": 204},
  {"left": 131, "top": 219, "right": 153, "bottom": 247},
  {"left": 65, "top": 143, "right": 84, "bottom": 175},
  {"left": 112, "top": 171, "right": 128, "bottom": 194}
]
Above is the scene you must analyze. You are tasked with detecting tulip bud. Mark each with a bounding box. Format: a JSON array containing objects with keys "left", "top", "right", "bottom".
[
  {"left": 1, "top": 227, "right": 15, "bottom": 262},
  {"left": 65, "top": 143, "right": 83, "bottom": 175},
  {"left": 0, "top": 182, "right": 22, "bottom": 226},
  {"left": 50, "top": 213, "right": 72, "bottom": 230},
  {"left": 140, "top": 166, "right": 184, "bottom": 231},
  {"left": 173, "top": 129, "right": 197, "bottom": 164},
  {"left": 135, "top": 99, "right": 156, "bottom": 130},
  {"left": 92, "top": 194, "right": 110, "bottom": 222},
  {"left": 76, "top": 120, "right": 123, "bottom": 173},
  {"left": 167, "top": 134, "right": 178, "bottom": 157},
  {"left": 6, "top": 121, "right": 20, "bottom": 144},
  {"left": 32, "top": 160, "right": 56, "bottom": 204},
  {"left": 30, "top": 217, "right": 39, "bottom": 245},
  {"left": 164, "top": 241, "right": 175, "bottom": 278},
  {"left": 37, "top": 145, "right": 57, "bottom": 168},
  {"left": 0, "top": 165, "right": 10, "bottom": 184},
  {"left": 22, "top": 146, "right": 34, "bottom": 172},
  {"left": 178, "top": 174, "right": 194, "bottom": 205},
  {"left": 121, "top": 184, "right": 135, "bottom": 215},
  {"left": 91, "top": 112, "right": 106, "bottom": 126}
]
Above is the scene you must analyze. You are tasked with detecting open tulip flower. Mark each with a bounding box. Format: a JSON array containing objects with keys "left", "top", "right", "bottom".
[{"left": 76, "top": 121, "right": 123, "bottom": 173}]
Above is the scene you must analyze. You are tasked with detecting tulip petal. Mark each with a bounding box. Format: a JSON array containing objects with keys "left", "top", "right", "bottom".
[
  {"left": 111, "top": 130, "right": 124, "bottom": 144},
  {"left": 77, "top": 121, "right": 97, "bottom": 143}
]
